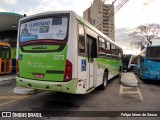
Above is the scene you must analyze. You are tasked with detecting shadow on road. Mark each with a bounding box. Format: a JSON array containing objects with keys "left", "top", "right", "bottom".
[
  {"left": 30, "top": 76, "right": 120, "bottom": 112},
  {"left": 141, "top": 79, "right": 160, "bottom": 86}
]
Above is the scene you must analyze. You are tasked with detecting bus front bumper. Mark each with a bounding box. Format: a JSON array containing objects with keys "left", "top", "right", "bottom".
[{"left": 16, "top": 77, "right": 77, "bottom": 94}]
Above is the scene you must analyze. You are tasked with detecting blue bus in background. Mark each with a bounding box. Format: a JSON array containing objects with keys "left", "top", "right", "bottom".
[{"left": 134, "top": 45, "right": 160, "bottom": 80}]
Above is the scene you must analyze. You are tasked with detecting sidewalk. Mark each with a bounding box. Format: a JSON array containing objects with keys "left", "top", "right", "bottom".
[
  {"left": 121, "top": 72, "right": 138, "bottom": 87},
  {"left": 0, "top": 74, "right": 16, "bottom": 81}
]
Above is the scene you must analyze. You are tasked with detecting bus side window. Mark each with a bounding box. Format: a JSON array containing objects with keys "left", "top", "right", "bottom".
[
  {"left": 105, "top": 41, "right": 107, "bottom": 49},
  {"left": 119, "top": 49, "right": 122, "bottom": 58},
  {"left": 105, "top": 41, "right": 111, "bottom": 57},
  {"left": 6, "top": 48, "right": 11, "bottom": 59},
  {"left": 107, "top": 42, "right": 110, "bottom": 50},
  {"left": 98, "top": 37, "right": 105, "bottom": 57},
  {"left": 0, "top": 46, "right": 2, "bottom": 58},
  {"left": 2, "top": 49, "right": 5, "bottom": 59},
  {"left": 111, "top": 44, "right": 115, "bottom": 57},
  {"left": 115, "top": 47, "right": 118, "bottom": 58},
  {"left": 78, "top": 23, "right": 85, "bottom": 54},
  {"left": 110, "top": 43, "right": 113, "bottom": 55}
]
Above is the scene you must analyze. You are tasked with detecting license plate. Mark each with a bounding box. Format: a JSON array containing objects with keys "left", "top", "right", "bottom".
[{"left": 34, "top": 74, "right": 44, "bottom": 78}]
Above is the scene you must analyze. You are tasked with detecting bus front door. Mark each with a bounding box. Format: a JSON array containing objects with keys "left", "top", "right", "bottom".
[{"left": 87, "top": 36, "right": 97, "bottom": 89}]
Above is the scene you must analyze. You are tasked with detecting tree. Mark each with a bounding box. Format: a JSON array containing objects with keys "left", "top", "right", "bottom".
[{"left": 129, "top": 23, "right": 160, "bottom": 50}]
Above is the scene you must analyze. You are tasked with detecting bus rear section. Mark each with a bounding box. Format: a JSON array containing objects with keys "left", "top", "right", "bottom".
[
  {"left": 0, "top": 43, "right": 12, "bottom": 74},
  {"left": 140, "top": 46, "right": 160, "bottom": 80},
  {"left": 16, "top": 12, "right": 78, "bottom": 93}
]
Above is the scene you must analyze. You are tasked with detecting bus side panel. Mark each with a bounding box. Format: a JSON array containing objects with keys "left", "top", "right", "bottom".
[
  {"left": 141, "top": 60, "right": 160, "bottom": 80},
  {"left": 97, "top": 58, "right": 121, "bottom": 81},
  {"left": 66, "top": 13, "right": 78, "bottom": 80},
  {"left": 62, "top": 13, "right": 79, "bottom": 94},
  {"left": 111, "top": 59, "right": 121, "bottom": 77},
  {"left": 77, "top": 56, "right": 88, "bottom": 94},
  {"left": 96, "top": 58, "right": 105, "bottom": 86}
]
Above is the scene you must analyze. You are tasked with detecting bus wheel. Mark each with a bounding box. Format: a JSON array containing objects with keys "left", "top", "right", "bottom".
[{"left": 99, "top": 72, "right": 108, "bottom": 90}]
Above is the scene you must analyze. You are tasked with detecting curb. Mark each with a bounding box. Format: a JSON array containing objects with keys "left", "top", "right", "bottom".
[
  {"left": 121, "top": 80, "right": 138, "bottom": 87},
  {"left": 0, "top": 78, "right": 14, "bottom": 81},
  {"left": 14, "top": 87, "right": 37, "bottom": 95},
  {"left": 121, "top": 73, "right": 138, "bottom": 87},
  {"left": 0, "top": 75, "right": 16, "bottom": 82}
]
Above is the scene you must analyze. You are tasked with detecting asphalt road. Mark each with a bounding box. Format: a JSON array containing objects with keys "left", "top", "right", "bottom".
[{"left": 0, "top": 74, "right": 160, "bottom": 120}]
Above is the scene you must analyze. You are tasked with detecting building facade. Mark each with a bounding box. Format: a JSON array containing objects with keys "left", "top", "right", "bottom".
[{"left": 83, "top": 0, "right": 115, "bottom": 41}]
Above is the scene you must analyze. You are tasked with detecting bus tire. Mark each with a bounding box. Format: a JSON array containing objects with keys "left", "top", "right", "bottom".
[{"left": 99, "top": 72, "right": 108, "bottom": 90}]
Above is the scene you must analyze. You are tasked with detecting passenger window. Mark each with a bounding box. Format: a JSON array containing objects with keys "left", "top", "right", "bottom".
[
  {"left": 110, "top": 44, "right": 114, "bottom": 56},
  {"left": 107, "top": 42, "right": 110, "bottom": 50},
  {"left": 6, "top": 48, "right": 11, "bottom": 59},
  {"left": 118, "top": 49, "right": 122, "bottom": 58},
  {"left": 115, "top": 47, "right": 119, "bottom": 58},
  {"left": 105, "top": 41, "right": 107, "bottom": 49},
  {"left": 2, "top": 51, "right": 5, "bottom": 59},
  {"left": 98, "top": 37, "right": 105, "bottom": 57},
  {"left": 78, "top": 24, "right": 85, "bottom": 54},
  {"left": 105, "top": 42, "right": 112, "bottom": 57}
]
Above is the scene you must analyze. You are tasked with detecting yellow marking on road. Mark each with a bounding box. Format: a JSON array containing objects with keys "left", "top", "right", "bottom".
[
  {"left": 0, "top": 95, "right": 29, "bottom": 99},
  {"left": 0, "top": 99, "right": 22, "bottom": 107},
  {"left": 122, "top": 91, "right": 140, "bottom": 94},
  {"left": 119, "top": 85, "right": 123, "bottom": 95},
  {"left": 137, "top": 88, "right": 144, "bottom": 102},
  {"left": 0, "top": 95, "right": 30, "bottom": 107},
  {"left": 119, "top": 85, "right": 144, "bottom": 102}
]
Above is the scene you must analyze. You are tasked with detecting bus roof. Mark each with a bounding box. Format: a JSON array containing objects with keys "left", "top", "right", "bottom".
[
  {"left": 19, "top": 10, "right": 122, "bottom": 50},
  {"left": 139, "top": 45, "right": 160, "bottom": 55},
  {"left": 147, "top": 45, "right": 160, "bottom": 48}
]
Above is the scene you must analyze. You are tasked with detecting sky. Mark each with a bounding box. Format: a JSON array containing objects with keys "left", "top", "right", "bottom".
[{"left": 0, "top": 0, "right": 160, "bottom": 55}]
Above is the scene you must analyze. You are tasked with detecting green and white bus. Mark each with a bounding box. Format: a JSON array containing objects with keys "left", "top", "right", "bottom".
[{"left": 16, "top": 11, "right": 123, "bottom": 94}]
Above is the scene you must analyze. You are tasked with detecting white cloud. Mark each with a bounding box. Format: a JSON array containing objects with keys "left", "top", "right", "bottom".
[
  {"left": 19, "top": 4, "right": 55, "bottom": 16},
  {"left": 0, "top": 0, "right": 160, "bottom": 54},
  {"left": 115, "top": 0, "right": 160, "bottom": 54},
  {"left": 115, "top": 0, "right": 160, "bottom": 29},
  {"left": 16, "top": 0, "right": 92, "bottom": 17},
  {"left": 1, "top": 0, "right": 17, "bottom": 4},
  {"left": 72, "top": 0, "right": 92, "bottom": 16},
  {"left": 0, "top": 8, "right": 6, "bottom": 12}
]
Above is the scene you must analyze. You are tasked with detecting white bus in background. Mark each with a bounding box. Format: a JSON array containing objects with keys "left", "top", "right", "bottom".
[{"left": 128, "top": 55, "right": 137, "bottom": 71}]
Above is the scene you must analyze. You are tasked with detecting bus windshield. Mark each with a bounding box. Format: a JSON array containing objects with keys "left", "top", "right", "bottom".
[
  {"left": 146, "top": 47, "right": 160, "bottom": 59},
  {"left": 20, "top": 16, "right": 68, "bottom": 43}
]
